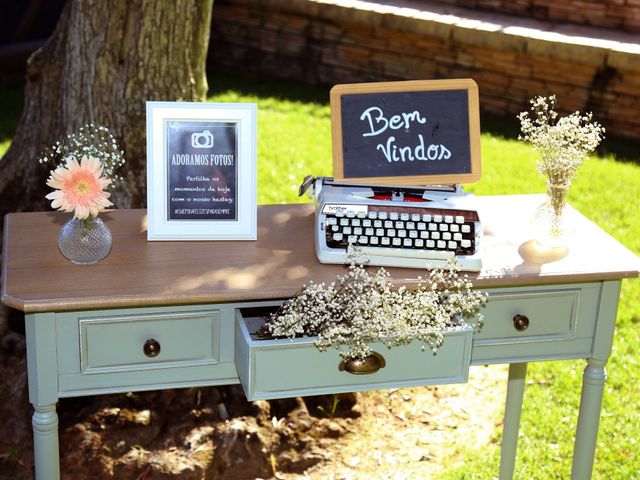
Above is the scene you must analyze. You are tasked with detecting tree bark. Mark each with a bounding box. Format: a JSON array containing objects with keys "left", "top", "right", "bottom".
[{"left": 0, "top": 0, "right": 213, "bottom": 215}]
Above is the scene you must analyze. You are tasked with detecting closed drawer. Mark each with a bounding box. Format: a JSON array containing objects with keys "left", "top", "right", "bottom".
[
  {"left": 235, "top": 311, "right": 473, "bottom": 401},
  {"left": 79, "top": 310, "right": 220, "bottom": 374},
  {"left": 475, "top": 287, "right": 580, "bottom": 345},
  {"left": 470, "top": 283, "right": 601, "bottom": 364}
]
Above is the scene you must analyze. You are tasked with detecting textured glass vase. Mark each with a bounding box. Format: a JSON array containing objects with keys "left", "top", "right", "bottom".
[
  {"left": 531, "top": 181, "right": 573, "bottom": 248},
  {"left": 58, "top": 216, "right": 112, "bottom": 265}
]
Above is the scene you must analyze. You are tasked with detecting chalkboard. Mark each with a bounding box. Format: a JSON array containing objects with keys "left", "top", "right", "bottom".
[
  {"left": 165, "top": 120, "right": 238, "bottom": 221},
  {"left": 330, "top": 79, "right": 481, "bottom": 185}
]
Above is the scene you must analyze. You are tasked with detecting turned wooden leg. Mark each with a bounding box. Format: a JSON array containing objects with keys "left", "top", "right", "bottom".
[
  {"left": 571, "top": 360, "right": 607, "bottom": 480},
  {"left": 32, "top": 404, "right": 60, "bottom": 480},
  {"left": 499, "top": 362, "right": 528, "bottom": 480},
  {"left": 570, "top": 281, "right": 621, "bottom": 479},
  {"left": 25, "top": 313, "right": 60, "bottom": 480}
]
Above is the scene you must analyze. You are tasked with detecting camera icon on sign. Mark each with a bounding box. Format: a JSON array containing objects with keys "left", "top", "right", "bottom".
[{"left": 191, "top": 130, "right": 214, "bottom": 149}]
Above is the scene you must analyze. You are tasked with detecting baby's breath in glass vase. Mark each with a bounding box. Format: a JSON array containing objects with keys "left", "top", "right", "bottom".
[
  {"left": 531, "top": 180, "right": 572, "bottom": 248},
  {"left": 519, "top": 95, "right": 604, "bottom": 249}
]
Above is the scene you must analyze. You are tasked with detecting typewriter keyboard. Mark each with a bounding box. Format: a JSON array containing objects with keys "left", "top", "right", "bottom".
[{"left": 323, "top": 205, "right": 478, "bottom": 256}]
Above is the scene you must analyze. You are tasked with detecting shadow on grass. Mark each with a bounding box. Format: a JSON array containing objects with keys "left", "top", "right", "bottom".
[
  {"left": 209, "top": 70, "right": 329, "bottom": 106},
  {"left": 481, "top": 111, "right": 640, "bottom": 165},
  {"left": 2, "top": 71, "right": 640, "bottom": 165},
  {"left": 0, "top": 73, "right": 329, "bottom": 149}
]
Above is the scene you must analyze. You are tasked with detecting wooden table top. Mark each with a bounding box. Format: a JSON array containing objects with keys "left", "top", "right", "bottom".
[{"left": 3, "top": 195, "right": 639, "bottom": 313}]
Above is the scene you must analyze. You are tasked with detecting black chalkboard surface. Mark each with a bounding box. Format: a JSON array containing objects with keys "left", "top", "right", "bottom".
[
  {"left": 165, "top": 120, "right": 238, "bottom": 221},
  {"left": 330, "top": 79, "right": 481, "bottom": 185}
]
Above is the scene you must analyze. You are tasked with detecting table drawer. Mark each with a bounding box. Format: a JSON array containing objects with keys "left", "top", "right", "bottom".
[
  {"left": 475, "top": 287, "right": 581, "bottom": 344},
  {"left": 79, "top": 310, "right": 220, "bottom": 374},
  {"left": 235, "top": 311, "right": 473, "bottom": 401}
]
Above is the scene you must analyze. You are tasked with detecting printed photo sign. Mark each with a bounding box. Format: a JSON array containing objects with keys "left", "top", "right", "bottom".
[
  {"left": 166, "top": 121, "right": 238, "bottom": 221},
  {"left": 330, "top": 79, "right": 481, "bottom": 186},
  {"left": 146, "top": 102, "right": 257, "bottom": 240}
]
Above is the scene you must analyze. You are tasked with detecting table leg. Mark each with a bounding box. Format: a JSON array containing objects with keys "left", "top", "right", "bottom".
[
  {"left": 32, "top": 404, "right": 60, "bottom": 480},
  {"left": 25, "top": 313, "right": 60, "bottom": 479},
  {"left": 571, "top": 280, "right": 621, "bottom": 479},
  {"left": 499, "top": 362, "right": 528, "bottom": 480},
  {"left": 571, "top": 359, "right": 606, "bottom": 480}
]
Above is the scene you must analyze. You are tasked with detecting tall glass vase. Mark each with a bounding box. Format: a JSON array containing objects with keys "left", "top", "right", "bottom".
[
  {"left": 531, "top": 181, "right": 572, "bottom": 248},
  {"left": 58, "top": 216, "right": 112, "bottom": 265}
]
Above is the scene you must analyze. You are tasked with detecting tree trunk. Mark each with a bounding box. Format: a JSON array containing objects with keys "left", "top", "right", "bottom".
[{"left": 0, "top": 0, "right": 213, "bottom": 215}]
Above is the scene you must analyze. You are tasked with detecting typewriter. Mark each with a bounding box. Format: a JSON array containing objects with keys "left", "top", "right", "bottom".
[
  {"left": 308, "top": 78, "right": 483, "bottom": 271},
  {"left": 300, "top": 177, "right": 483, "bottom": 271}
]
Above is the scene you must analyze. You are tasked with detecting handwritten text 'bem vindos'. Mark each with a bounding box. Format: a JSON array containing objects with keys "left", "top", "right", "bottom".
[{"left": 359, "top": 107, "right": 451, "bottom": 163}]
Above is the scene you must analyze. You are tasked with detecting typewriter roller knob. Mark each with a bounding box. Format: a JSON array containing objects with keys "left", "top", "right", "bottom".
[
  {"left": 339, "top": 351, "right": 386, "bottom": 374},
  {"left": 513, "top": 314, "right": 530, "bottom": 331},
  {"left": 297, "top": 175, "right": 316, "bottom": 197}
]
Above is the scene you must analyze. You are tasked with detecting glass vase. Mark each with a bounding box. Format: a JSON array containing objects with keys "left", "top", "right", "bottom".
[
  {"left": 531, "top": 181, "right": 572, "bottom": 248},
  {"left": 58, "top": 216, "right": 112, "bottom": 265}
]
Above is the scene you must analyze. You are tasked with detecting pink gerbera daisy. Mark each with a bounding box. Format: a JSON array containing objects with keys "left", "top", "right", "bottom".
[{"left": 45, "top": 156, "right": 113, "bottom": 220}]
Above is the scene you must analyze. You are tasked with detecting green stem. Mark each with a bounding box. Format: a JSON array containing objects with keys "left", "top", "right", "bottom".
[{"left": 81, "top": 215, "right": 96, "bottom": 229}]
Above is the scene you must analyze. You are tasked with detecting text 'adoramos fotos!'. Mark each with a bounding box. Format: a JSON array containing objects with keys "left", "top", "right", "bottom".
[{"left": 171, "top": 153, "right": 235, "bottom": 166}]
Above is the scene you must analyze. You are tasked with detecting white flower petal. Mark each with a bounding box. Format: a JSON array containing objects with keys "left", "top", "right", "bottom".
[
  {"left": 81, "top": 155, "right": 103, "bottom": 176},
  {"left": 65, "top": 158, "right": 81, "bottom": 172},
  {"left": 75, "top": 205, "right": 90, "bottom": 219},
  {"left": 45, "top": 190, "right": 61, "bottom": 200}
]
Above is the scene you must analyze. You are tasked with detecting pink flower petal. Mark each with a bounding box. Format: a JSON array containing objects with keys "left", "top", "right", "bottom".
[{"left": 45, "top": 156, "right": 115, "bottom": 218}]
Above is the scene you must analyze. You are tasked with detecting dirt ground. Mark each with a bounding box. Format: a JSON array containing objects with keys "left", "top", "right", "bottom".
[
  {"left": 0, "top": 306, "right": 507, "bottom": 480},
  {"left": 274, "top": 365, "right": 508, "bottom": 480}
]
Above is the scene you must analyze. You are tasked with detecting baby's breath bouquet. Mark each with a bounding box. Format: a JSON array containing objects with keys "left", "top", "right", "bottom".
[
  {"left": 518, "top": 96, "right": 604, "bottom": 245},
  {"left": 39, "top": 124, "right": 125, "bottom": 220},
  {"left": 39, "top": 123, "right": 125, "bottom": 189},
  {"left": 518, "top": 95, "right": 604, "bottom": 186},
  {"left": 262, "top": 257, "right": 486, "bottom": 361}
]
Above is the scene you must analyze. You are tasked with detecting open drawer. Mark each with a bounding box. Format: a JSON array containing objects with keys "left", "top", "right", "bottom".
[{"left": 234, "top": 310, "right": 473, "bottom": 401}]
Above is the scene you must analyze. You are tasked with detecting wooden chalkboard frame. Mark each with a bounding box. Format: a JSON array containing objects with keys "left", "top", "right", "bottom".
[{"left": 330, "top": 79, "right": 481, "bottom": 185}]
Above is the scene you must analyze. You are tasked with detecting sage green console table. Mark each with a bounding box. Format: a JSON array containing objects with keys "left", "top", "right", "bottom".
[{"left": 2, "top": 195, "right": 639, "bottom": 479}]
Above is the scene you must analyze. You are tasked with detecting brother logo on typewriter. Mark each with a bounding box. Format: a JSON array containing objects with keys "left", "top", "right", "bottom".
[{"left": 191, "top": 130, "right": 214, "bottom": 149}]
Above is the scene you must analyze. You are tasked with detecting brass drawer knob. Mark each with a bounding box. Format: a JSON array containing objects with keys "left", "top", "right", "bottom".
[
  {"left": 339, "top": 351, "right": 386, "bottom": 375},
  {"left": 143, "top": 338, "right": 161, "bottom": 357},
  {"left": 513, "top": 314, "right": 530, "bottom": 331}
]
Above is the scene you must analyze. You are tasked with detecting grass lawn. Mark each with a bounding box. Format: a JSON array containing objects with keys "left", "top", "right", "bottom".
[{"left": 2, "top": 72, "right": 639, "bottom": 479}]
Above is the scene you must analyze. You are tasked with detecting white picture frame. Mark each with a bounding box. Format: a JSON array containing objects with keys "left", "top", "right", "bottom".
[{"left": 146, "top": 101, "right": 257, "bottom": 240}]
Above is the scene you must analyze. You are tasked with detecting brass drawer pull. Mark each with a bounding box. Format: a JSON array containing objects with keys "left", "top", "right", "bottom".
[
  {"left": 143, "top": 338, "right": 161, "bottom": 357},
  {"left": 513, "top": 314, "right": 530, "bottom": 331},
  {"left": 339, "top": 351, "right": 386, "bottom": 375}
]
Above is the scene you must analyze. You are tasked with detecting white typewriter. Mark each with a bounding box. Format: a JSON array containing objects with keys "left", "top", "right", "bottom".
[
  {"left": 300, "top": 177, "right": 483, "bottom": 271},
  {"left": 309, "top": 78, "right": 484, "bottom": 271}
]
